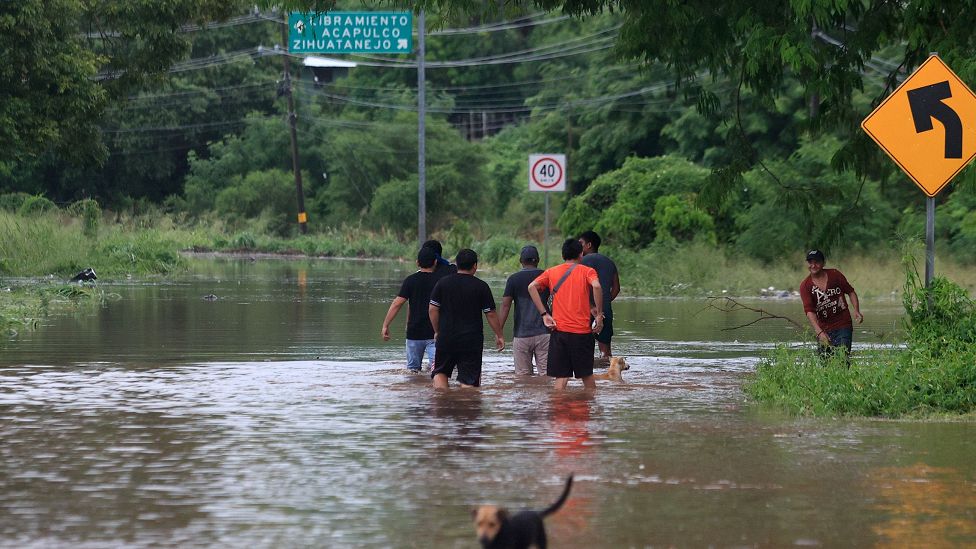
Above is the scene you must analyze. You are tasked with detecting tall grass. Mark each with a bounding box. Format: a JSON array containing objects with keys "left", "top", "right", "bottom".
[
  {"left": 746, "top": 254, "right": 976, "bottom": 418},
  {"left": 3, "top": 205, "right": 975, "bottom": 299},
  {"left": 0, "top": 211, "right": 190, "bottom": 277}
]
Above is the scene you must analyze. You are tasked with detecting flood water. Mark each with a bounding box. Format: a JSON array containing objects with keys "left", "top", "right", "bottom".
[{"left": 1, "top": 257, "right": 974, "bottom": 548}]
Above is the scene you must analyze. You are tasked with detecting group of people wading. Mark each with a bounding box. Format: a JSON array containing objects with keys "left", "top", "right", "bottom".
[
  {"left": 382, "top": 237, "right": 863, "bottom": 389},
  {"left": 381, "top": 233, "right": 619, "bottom": 389}
]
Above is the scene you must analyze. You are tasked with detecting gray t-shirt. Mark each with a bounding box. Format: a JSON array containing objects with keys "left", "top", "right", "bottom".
[
  {"left": 582, "top": 252, "right": 617, "bottom": 314},
  {"left": 502, "top": 268, "right": 549, "bottom": 338}
]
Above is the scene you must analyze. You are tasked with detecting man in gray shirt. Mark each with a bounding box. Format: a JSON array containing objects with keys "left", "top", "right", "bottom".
[
  {"left": 579, "top": 231, "right": 620, "bottom": 360},
  {"left": 498, "top": 245, "right": 550, "bottom": 376}
]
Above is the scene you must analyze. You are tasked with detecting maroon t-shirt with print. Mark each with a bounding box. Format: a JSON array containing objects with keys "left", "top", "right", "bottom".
[{"left": 800, "top": 269, "right": 855, "bottom": 331}]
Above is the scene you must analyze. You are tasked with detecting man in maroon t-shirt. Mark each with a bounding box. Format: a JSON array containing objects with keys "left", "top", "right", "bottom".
[{"left": 799, "top": 249, "right": 863, "bottom": 357}]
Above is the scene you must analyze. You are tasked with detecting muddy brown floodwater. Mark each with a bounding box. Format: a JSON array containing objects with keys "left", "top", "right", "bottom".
[{"left": 1, "top": 258, "right": 973, "bottom": 547}]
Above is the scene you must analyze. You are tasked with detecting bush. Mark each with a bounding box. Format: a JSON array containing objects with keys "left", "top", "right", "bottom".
[
  {"left": 558, "top": 155, "right": 710, "bottom": 248},
  {"left": 66, "top": 199, "right": 101, "bottom": 238},
  {"left": 17, "top": 195, "right": 58, "bottom": 216},
  {"left": 0, "top": 192, "right": 32, "bottom": 212},
  {"left": 231, "top": 232, "right": 257, "bottom": 250},
  {"left": 370, "top": 177, "right": 417, "bottom": 233},
  {"left": 213, "top": 169, "right": 296, "bottom": 236},
  {"left": 96, "top": 232, "right": 186, "bottom": 274},
  {"left": 476, "top": 235, "right": 523, "bottom": 266},
  {"left": 446, "top": 219, "right": 474, "bottom": 252},
  {"left": 652, "top": 194, "right": 716, "bottom": 244}
]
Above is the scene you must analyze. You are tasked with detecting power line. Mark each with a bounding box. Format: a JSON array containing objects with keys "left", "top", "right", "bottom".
[
  {"left": 430, "top": 14, "right": 573, "bottom": 35},
  {"left": 339, "top": 25, "right": 620, "bottom": 68},
  {"left": 82, "top": 10, "right": 274, "bottom": 38}
]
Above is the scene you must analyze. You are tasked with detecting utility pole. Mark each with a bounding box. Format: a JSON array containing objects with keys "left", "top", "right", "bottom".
[
  {"left": 417, "top": 10, "right": 427, "bottom": 245},
  {"left": 281, "top": 20, "right": 308, "bottom": 234}
]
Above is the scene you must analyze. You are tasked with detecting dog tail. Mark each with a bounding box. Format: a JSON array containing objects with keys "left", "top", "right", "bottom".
[{"left": 540, "top": 474, "right": 574, "bottom": 518}]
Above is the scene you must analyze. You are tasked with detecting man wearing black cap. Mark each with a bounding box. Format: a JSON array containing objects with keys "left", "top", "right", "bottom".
[
  {"left": 381, "top": 247, "right": 439, "bottom": 373},
  {"left": 799, "top": 249, "right": 863, "bottom": 357},
  {"left": 499, "top": 245, "right": 550, "bottom": 376}
]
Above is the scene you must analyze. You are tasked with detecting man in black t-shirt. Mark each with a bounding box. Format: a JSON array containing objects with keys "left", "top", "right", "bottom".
[
  {"left": 428, "top": 249, "right": 505, "bottom": 388},
  {"left": 381, "top": 247, "right": 439, "bottom": 373},
  {"left": 499, "top": 245, "right": 550, "bottom": 376}
]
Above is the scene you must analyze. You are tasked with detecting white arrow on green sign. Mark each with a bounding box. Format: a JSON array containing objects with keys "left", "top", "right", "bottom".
[{"left": 289, "top": 11, "right": 413, "bottom": 54}]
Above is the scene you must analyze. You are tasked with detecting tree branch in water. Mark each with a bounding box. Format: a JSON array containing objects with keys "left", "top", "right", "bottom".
[{"left": 702, "top": 297, "right": 805, "bottom": 332}]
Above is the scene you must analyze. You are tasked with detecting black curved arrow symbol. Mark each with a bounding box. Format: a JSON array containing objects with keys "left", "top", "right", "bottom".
[{"left": 907, "top": 80, "right": 962, "bottom": 158}]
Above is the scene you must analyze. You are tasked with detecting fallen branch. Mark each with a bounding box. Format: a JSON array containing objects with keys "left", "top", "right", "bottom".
[{"left": 701, "top": 296, "right": 805, "bottom": 332}]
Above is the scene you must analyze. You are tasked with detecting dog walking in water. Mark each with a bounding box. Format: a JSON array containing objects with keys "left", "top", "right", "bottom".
[
  {"left": 473, "top": 474, "right": 574, "bottom": 549},
  {"left": 592, "top": 356, "right": 629, "bottom": 382}
]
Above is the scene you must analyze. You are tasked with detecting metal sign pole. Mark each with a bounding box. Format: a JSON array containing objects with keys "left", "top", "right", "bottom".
[
  {"left": 926, "top": 196, "right": 935, "bottom": 288},
  {"left": 924, "top": 49, "right": 939, "bottom": 291},
  {"left": 544, "top": 193, "right": 550, "bottom": 266},
  {"left": 417, "top": 10, "right": 426, "bottom": 246}
]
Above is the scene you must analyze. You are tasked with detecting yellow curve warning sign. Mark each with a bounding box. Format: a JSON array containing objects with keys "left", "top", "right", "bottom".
[{"left": 861, "top": 54, "right": 976, "bottom": 197}]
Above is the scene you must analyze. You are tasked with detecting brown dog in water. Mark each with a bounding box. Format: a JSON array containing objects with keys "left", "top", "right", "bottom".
[
  {"left": 473, "top": 474, "right": 574, "bottom": 549},
  {"left": 592, "top": 356, "right": 629, "bottom": 382}
]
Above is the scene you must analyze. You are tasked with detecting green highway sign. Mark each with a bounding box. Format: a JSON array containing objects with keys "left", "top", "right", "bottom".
[{"left": 289, "top": 11, "right": 413, "bottom": 54}]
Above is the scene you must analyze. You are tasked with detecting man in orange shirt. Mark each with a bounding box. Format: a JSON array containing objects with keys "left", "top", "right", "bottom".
[{"left": 527, "top": 238, "right": 604, "bottom": 390}]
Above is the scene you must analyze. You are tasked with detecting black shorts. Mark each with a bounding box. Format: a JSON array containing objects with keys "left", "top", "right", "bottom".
[
  {"left": 547, "top": 330, "right": 595, "bottom": 379},
  {"left": 595, "top": 310, "right": 613, "bottom": 344},
  {"left": 431, "top": 346, "right": 483, "bottom": 386}
]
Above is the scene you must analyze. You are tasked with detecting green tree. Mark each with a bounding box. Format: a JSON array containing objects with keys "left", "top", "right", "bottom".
[
  {"left": 730, "top": 136, "right": 898, "bottom": 263},
  {"left": 214, "top": 169, "right": 297, "bottom": 235},
  {"left": 184, "top": 114, "right": 293, "bottom": 214},
  {"left": 1, "top": 0, "right": 240, "bottom": 176},
  {"left": 652, "top": 194, "right": 716, "bottom": 245},
  {"left": 559, "top": 155, "right": 710, "bottom": 248}
]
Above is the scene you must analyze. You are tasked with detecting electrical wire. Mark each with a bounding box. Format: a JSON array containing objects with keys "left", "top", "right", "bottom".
[{"left": 430, "top": 12, "right": 569, "bottom": 35}]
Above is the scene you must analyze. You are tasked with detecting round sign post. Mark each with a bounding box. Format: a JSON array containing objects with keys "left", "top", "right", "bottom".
[{"left": 528, "top": 154, "right": 567, "bottom": 265}]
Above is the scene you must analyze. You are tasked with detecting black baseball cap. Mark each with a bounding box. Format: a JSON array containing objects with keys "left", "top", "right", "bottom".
[
  {"left": 806, "top": 249, "right": 825, "bottom": 263},
  {"left": 520, "top": 245, "right": 540, "bottom": 262}
]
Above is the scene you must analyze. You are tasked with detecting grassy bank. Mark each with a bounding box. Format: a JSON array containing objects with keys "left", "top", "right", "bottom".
[
  {"left": 4, "top": 208, "right": 974, "bottom": 297},
  {"left": 746, "top": 262, "right": 976, "bottom": 418},
  {"left": 0, "top": 284, "right": 119, "bottom": 336},
  {"left": 0, "top": 210, "right": 414, "bottom": 279}
]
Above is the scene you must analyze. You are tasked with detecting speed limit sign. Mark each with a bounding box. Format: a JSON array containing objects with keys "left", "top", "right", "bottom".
[{"left": 529, "top": 154, "right": 567, "bottom": 192}]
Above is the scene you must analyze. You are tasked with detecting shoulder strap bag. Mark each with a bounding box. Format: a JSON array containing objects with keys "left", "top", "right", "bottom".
[{"left": 546, "top": 263, "right": 577, "bottom": 314}]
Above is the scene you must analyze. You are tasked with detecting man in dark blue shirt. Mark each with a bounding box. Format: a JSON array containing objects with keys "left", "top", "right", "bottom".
[{"left": 580, "top": 231, "right": 620, "bottom": 360}]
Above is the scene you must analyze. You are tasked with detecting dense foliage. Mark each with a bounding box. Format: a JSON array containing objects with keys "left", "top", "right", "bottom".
[
  {"left": 0, "top": 0, "right": 239, "bottom": 176},
  {"left": 4, "top": 1, "right": 976, "bottom": 265}
]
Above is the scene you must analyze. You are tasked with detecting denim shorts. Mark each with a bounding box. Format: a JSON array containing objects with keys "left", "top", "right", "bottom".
[{"left": 406, "top": 339, "right": 435, "bottom": 371}]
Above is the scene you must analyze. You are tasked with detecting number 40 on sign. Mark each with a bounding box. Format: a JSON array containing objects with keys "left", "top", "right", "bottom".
[{"left": 529, "top": 154, "right": 567, "bottom": 192}]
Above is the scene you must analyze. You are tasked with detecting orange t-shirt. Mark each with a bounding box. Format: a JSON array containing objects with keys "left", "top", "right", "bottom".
[{"left": 533, "top": 262, "right": 599, "bottom": 334}]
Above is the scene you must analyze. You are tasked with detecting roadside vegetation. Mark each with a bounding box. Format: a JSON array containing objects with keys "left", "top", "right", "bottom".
[{"left": 746, "top": 255, "right": 976, "bottom": 418}]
